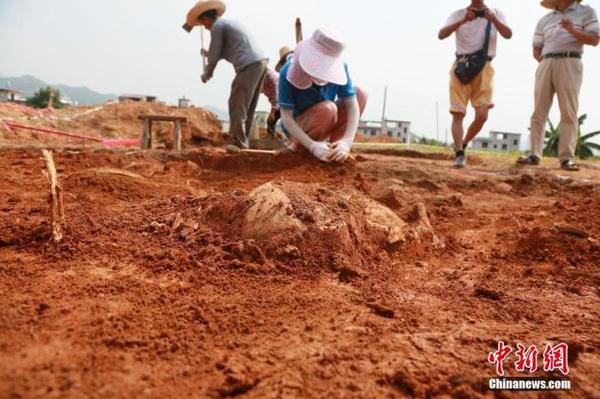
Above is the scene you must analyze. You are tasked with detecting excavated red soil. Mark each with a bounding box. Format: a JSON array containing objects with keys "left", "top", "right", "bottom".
[
  {"left": 1, "top": 148, "right": 599, "bottom": 398},
  {"left": 0, "top": 102, "right": 222, "bottom": 148}
]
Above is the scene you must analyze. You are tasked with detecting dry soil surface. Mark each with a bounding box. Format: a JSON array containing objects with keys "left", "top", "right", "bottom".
[{"left": 1, "top": 148, "right": 599, "bottom": 398}]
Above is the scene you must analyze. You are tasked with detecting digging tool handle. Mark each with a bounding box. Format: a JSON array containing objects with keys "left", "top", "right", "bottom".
[
  {"left": 201, "top": 27, "right": 208, "bottom": 72},
  {"left": 240, "top": 149, "right": 278, "bottom": 155},
  {"left": 295, "top": 18, "right": 303, "bottom": 44}
]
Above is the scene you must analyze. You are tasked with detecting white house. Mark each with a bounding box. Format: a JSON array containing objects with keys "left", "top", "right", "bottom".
[
  {"left": 0, "top": 88, "right": 25, "bottom": 103},
  {"left": 357, "top": 119, "right": 412, "bottom": 142},
  {"left": 471, "top": 131, "right": 522, "bottom": 152}
]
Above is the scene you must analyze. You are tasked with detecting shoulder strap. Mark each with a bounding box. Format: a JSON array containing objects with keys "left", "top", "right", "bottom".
[{"left": 483, "top": 20, "right": 493, "bottom": 56}]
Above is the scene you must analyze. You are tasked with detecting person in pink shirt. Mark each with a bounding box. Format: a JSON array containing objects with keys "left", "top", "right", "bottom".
[{"left": 261, "top": 68, "right": 281, "bottom": 136}]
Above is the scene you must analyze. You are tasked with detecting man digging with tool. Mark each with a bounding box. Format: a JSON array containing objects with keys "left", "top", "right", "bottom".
[
  {"left": 438, "top": 0, "right": 512, "bottom": 168},
  {"left": 278, "top": 28, "right": 367, "bottom": 163},
  {"left": 183, "top": 0, "right": 268, "bottom": 152},
  {"left": 518, "top": 0, "right": 599, "bottom": 171}
]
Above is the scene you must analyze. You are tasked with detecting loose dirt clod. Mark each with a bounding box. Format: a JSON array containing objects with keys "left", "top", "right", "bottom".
[
  {"left": 242, "top": 183, "right": 306, "bottom": 240},
  {"left": 555, "top": 225, "right": 590, "bottom": 239},
  {"left": 0, "top": 101, "right": 222, "bottom": 148}
]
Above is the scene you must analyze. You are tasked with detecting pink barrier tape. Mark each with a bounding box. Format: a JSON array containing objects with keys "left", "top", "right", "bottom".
[
  {"left": 4, "top": 121, "right": 140, "bottom": 147},
  {"left": 4, "top": 122, "right": 103, "bottom": 142},
  {"left": 101, "top": 139, "right": 140, "bottom": 147},
  {"left": 1, "top": 121, "right": 14, "bottom": 134}
]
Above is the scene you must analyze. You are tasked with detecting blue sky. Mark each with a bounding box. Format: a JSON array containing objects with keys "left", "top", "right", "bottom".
[{"left": 1, "top": 0, "right": 600, "bottom": 143}]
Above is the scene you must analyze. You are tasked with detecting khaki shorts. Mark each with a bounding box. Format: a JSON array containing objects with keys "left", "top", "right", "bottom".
[{"left": 449, "top": 61, "right": 495, "bottom": 115}]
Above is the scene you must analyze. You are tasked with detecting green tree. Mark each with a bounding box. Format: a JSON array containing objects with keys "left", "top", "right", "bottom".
[
  {"left": 26, "top": 87, "right": 65, "bottom": 109},
  {"left": 544, "top": 114, "right": 600, "bottom": 159}
]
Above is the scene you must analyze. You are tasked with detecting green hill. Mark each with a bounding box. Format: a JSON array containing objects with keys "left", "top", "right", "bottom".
[{"left": 0, "top": 74, "right": 117, "bottom": 105}]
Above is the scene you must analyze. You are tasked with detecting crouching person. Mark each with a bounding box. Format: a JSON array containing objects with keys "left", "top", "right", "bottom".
[
  {"left": 518, "top": 0, "right": 599, "bottom": 171},
  {"left": 278, "top": 28, "right": 367, "bottom": 163}
]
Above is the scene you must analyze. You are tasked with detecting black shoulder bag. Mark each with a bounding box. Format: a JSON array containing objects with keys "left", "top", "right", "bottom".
[{"left": 454, "top": 20, "right": 492, "bottom": 85}]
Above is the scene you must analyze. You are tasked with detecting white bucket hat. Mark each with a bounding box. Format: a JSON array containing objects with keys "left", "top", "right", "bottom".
[
  {"left": 288, "top": 28, "right": 347, "bottom": 89},
  {"left": 182, "top": 0, "right": 226, "bottom": 32}
]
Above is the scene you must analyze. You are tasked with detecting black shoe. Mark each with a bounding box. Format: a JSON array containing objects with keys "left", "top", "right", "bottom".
[
  {"left": 516, "top": 154, "right": 541, "bottom": 166},
  {"left": 453, "top": 151, "right": 466, "bottom": 168},
  {"left": 561, "top": 159, "right": 580, "bottom": 172}
]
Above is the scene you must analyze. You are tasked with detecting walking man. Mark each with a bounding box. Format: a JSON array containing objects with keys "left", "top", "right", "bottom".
[
  {"left": 518, "top": 0, "right": 599, "bottom": 171},
  {"left": 439, "top": 1, "right": 512, "bottom": 168},
  {"left": 183, "top": 0, "right": 268, "bottom": 151}
]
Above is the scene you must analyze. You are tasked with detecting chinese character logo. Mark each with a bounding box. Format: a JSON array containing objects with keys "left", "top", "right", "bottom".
[
  {"left": 488, "top": 342, "right": 570, "bottom": 377},
  {"left": 543, "top": 343, "right": 570, "bottom": 376},
  {"left": 515, "top": 344, "right": 539, "bottom": 373},
  {"left": 488, "top": 341, "right": 513, "bottom": 376}
]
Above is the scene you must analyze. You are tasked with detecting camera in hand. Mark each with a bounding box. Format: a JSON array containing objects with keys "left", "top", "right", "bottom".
[{"left": 474, "top": 9, "right": 486, "bottom": 18}]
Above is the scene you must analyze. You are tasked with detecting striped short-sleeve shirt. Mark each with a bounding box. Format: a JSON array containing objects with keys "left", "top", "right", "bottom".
[
  {"left": 261, "top": 68, "right": 280, "bottom": 110},
  {"left": 533, "top": 3, "right": 599, "bottom": 56}
]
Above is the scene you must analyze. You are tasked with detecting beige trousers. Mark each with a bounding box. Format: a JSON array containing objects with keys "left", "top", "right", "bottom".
[
  {"left": 530, "top": 58, "right": 583, "bottom": 162},
  {"left": 229, "top": 59, "right": 268, "bottom": 149}
]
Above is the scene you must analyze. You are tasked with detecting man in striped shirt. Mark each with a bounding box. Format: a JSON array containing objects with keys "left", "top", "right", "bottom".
[{"left": 518, "top": 0, "right": 599, "bottom": 171}]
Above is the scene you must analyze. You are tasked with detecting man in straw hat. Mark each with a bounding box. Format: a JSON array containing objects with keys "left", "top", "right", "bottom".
[
  {"left": 278, "top": 28, "right": 367, "bottom": 163},
  {"left": 183, "top": 0, "right": 268, "bottom": 151},
  {"left": 518, "top": 0, "right": 599, "bottom": 171},
  {"left": 439, "top": 1, "right": 512, "bottom": 168},
  {"left": 275, "top": 47, "right": 294, "bottom": 73}
]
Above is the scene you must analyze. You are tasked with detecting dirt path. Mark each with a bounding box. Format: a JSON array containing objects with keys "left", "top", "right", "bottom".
[{"left": 0, "top": 148, "right": 599, "bottom": 398}]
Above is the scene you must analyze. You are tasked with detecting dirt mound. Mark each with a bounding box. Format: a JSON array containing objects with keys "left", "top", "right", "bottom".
[
  {"left": 354, "top": 134, "right": 401, "bottom": 144},
  {"left": 155, "top": 181, "right": 445, "bottom": 276},
  {"left": 63, "top": 168, "right": 159, "bottom": 202},
  {"left": 516, "top": 226, "right": 600, "bottom": 268},
  {"left": 354, "top": 147, "right": 485, "bottom": 165},
  {"left": 0, "top": 101, "right": 222, "bottom": 147}
]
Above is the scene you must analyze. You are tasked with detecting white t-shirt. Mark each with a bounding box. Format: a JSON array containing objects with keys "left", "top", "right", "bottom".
[{"left": 446, "top": 8, "right": 507, "bottom": 57}]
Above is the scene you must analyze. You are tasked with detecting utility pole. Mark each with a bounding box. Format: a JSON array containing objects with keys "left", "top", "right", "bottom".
[
  {"left": 381, "top": 86, "right": 388, "bottom": 138},
  {"left": 435, "top": 101, "right": 440, "bottom": 144}
]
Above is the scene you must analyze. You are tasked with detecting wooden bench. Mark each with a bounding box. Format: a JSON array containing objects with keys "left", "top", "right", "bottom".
[{"left": 138, "top": 115, "right": 188, "bottom": 151}]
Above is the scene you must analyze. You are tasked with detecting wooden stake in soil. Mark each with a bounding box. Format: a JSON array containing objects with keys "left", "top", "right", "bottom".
[{"left": 41, "top": 150, "right": 66, "bottom": 243}]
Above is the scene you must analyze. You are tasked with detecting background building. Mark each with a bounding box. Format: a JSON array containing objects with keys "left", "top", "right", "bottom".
[
  {"left": 119, "top": 94, "right": 157, "bottom": 103},
  {"left": 357, "top": 119, "right": 412, "bottom": 142},
  {"left": 0, "top": 88, "right": 25, "bottom": 103},
  {"left": 471, "top": 131, "right": 522, "bottom": 152}
]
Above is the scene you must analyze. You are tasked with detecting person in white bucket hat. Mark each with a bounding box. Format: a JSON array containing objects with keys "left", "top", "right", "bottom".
[
  {"left": 183, "top": 0, "right": 268, "bottom": 151},
  {"left": 278, "top": 28, "right": 367, "bottom": 163},
  {"left": 518, "top": 0, "right": 599, "bottom": 171}
]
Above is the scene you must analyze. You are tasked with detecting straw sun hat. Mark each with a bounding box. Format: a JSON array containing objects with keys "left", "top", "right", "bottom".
[
  {"left": 275, "top": 46, "right": 294, "bottom": 72},
  {"left": 540, "top": 0, "right": 582, "bottom": 9},
  {"left": 182, "top": 0, "right": 226, "bottom": 33}
]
